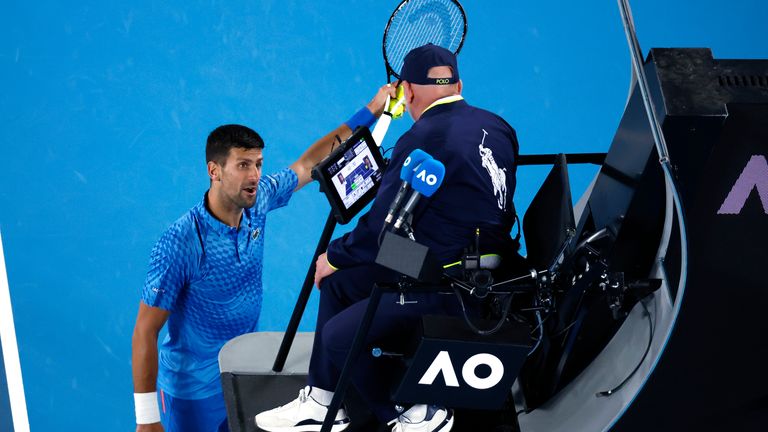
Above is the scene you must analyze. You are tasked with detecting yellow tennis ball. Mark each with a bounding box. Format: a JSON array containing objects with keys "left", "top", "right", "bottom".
[{"left": 388, "top": 84, "right": 406, "bottom": 119}]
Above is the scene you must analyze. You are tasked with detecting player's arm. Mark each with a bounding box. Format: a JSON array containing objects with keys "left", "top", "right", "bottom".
[
  {"left": 290, "top": 84, "right": 396, "bottom": 190},
  {"left": 132, "top": 302, "right": 170, "bottom": 432}
]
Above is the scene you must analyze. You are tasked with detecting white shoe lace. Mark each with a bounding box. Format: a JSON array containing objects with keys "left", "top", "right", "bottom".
[
  {"left": 388, "top": 418, "right": 401, "bottom": 432},
  {"left": 388, "top": 414, "right": 415, "bottom": 432},
  {"left": 298, "top": 387, "right": 308, "bottom": 404},
  {"left": 269, "top": 386, "right": 310, "bottom": 412}
]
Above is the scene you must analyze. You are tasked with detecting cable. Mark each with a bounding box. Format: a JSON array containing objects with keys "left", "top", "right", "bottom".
[
  {"left": 574, "top": 227, "right": 610, "bottom": 252},
  {"left": 596, "top": 299, "right": 654, "bottom": 397},
  {"left": 452, "top": 285, "right": 516, "bottom": 336},
  {"left": 552, "top": 317, "right": 580, "bottom": 338},
  {"left": 528, "top": 311, "right": 544, "bottom": 356},
  {"left": 331, "top": 134, "right": 342, "bottom": 154}
]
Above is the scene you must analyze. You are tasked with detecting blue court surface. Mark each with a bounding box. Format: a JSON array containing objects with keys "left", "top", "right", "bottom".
[{"left": 1, "top": 1, "right": 766, "bottom": 430}]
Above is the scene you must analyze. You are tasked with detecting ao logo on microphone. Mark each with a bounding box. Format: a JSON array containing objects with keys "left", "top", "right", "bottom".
[
  {"left": 415, "top": 168, "right": 439, "bottom": 186},
  {"left": 418, "top": 351, "right": 505, "bottom": 390}
]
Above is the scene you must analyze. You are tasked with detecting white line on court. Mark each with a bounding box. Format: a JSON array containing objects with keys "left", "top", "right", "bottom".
[{"left": 0, "top": 230, "right": 30, "bottom": 432}]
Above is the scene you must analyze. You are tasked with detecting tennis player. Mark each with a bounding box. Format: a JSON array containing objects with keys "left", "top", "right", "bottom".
[{"left": 131, "top": 84, "right": 396, "bottom": 432}]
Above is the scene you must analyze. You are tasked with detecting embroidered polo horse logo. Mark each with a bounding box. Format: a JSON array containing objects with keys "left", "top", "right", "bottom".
[{"left": 478, "top": 129, "right": 507, "bottom": 211}]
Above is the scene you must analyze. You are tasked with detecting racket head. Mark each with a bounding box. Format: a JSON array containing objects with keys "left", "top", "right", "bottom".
[{"left": 382, "top": 0, "right": 467, "bottom": 82}]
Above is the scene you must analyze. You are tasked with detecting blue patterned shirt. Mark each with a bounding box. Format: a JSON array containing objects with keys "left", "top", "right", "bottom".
[{"left": 141, "top": 168, "right": 298, "bottom": 399}]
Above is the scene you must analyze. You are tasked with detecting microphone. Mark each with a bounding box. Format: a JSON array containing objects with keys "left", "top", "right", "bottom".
[
  {"left": 393, "top": 158, "right": 446, "bottom": 234},
  {"left": 384, "top": 149, "right": 432, "bottom": 226}
]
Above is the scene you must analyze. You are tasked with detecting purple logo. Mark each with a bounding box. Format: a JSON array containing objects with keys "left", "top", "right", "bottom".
[{"left": 717, "top": 155, "right": 768, "bottom": 215}]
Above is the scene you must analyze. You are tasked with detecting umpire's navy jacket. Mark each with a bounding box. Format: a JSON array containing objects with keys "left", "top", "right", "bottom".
[{"left": 327, "top": 97, "right": 519, "bottom": 269}]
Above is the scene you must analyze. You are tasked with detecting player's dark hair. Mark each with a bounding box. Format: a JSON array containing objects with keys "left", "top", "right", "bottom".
[{"left": 206, "top": 124, "right": 264, "bottom": 165}]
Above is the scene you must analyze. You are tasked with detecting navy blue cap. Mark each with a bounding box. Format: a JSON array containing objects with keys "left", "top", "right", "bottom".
[{"left": 400, "top": 43, "right": 459, "bottom": 85}]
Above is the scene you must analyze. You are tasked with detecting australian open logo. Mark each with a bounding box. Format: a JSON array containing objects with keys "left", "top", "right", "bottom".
[
  {"left": 418, "top": 351, "right": 505, "bottom": 390},
  {"left": 718, "top": 155, "right": 768, "bottom": 215}
]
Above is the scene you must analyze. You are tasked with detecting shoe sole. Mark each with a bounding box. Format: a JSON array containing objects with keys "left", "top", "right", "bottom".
[
  {"left": 435, "top": 410, "right": 454, "bottom": 432},
  {"left": 255, "top": 420, "right": 350, "bottom": 432}
]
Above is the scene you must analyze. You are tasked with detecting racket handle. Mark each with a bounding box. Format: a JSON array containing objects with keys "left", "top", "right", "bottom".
[
  {"left": 371, "top": 112, "right": 392, "bottom": 147},
  {"left": 372, "top": 85, "right": 407, "bottom": 146}
]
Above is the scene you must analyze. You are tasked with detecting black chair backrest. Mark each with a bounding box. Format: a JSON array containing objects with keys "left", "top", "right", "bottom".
[{"left": 522, "top": 154, "right": 575, "bottom": 270}]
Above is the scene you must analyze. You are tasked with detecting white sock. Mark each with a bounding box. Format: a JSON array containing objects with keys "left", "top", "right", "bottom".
[{"left": 308, "top": 386, "right": 334, "bottom": 405}]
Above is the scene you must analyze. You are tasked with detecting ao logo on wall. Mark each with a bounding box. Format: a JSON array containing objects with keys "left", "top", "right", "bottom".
[{"left": 718, "top": 155, "right": 768, "bottom": 215}]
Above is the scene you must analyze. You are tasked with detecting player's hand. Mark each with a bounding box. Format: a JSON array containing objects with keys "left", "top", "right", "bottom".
[
  {"left": 366, "top": 83, "right": 398, "bottom": 118},
  {"left": 136, "top": 422, "right": 164, "bottom": 432},
  {"left": 314, "top": 252, "right": 337, "bottom": 288}
]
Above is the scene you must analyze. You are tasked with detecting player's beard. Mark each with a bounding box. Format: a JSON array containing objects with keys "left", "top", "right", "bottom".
[
  {"left": 218, "top": 185, "right": 257, "bottom": 210},
  {"left": 235, "top": 187, "right": 258, "bottom": 209}
]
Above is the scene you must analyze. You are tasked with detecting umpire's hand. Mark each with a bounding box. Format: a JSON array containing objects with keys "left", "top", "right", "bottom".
[{"left": 314, "top": 252, "right": 337, "bottom": 288}]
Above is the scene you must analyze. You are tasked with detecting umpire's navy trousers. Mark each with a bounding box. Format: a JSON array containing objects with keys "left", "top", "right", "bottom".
[{"left": 307, "top": 264, "right": 470, "bottom": 422}]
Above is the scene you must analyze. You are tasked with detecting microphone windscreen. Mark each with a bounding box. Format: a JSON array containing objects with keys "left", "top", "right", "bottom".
[
  {"left": 400, "top": 149, "right": 432, "bottom": 182},
  {"left": 411, "top": 159, "right": 446, "bottom": 197}
]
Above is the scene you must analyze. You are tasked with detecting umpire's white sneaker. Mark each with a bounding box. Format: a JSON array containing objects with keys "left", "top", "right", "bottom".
[
  {"left": 389, "top": 405, "right": 454, "bottom": 432},
  {"left": 255, "top": 386, "right": 350, "bottom": 432}
]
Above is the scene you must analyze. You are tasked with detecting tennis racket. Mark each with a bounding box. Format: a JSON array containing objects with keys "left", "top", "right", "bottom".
[{"left": 371, "top": 0, "right": 468, "bottom": 146}]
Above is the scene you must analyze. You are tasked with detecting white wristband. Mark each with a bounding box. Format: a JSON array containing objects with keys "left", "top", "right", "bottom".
[{"left": 134, "top": 392, "right": 161, "bottom": 424}]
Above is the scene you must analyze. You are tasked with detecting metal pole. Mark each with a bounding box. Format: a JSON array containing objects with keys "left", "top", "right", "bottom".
[
  {"left": 320, "top": 284, "right": 385, "bottom": 432},
  {"left": 517, "top": 152, "right": 606, "bottom": 166},
  {"left": 616, "top": 0, "right": 688, "bottom": 301},
  {"left": 616, "top": 0, "right": 671, "bottom": 163},
  {"left": 272, "top": 211, "right": 337, "bottom": 372},
  {"left": 603, "top": 3, "right": 690, "bottom": 427}
]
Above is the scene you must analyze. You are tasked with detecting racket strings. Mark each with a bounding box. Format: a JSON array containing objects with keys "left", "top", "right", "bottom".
[
  {"left": 384, "top": 0, "right": 466, "bottom": 77},
  {"left": 388, "top": 8, "right": 461, "bottom": 68}
]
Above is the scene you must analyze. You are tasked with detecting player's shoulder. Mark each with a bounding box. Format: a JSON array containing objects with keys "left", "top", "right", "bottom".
[
  {"left": 256, "top": 168, "right": 298, "bottom": 213},
  {"left": 155, "top": 206, "right": 204, "bottom": 252},
  {"left": 260, "top": 167, "right": 298, "bottom": 188}
]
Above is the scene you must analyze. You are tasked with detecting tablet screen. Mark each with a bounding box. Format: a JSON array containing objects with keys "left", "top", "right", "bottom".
[
  {"left": 312, "top": 127, "right": 386, "bottom": 224},
  {"left": 326, "top": 140, "right": 382, "bottom": 209}
]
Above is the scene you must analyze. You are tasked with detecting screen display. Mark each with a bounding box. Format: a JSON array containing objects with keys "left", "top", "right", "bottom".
[
  {"left": 324, "top": 138, "right": 383, "bottom": 209},
  {"left": 311, "top": 126, "right": 385, "bottom": 225}
]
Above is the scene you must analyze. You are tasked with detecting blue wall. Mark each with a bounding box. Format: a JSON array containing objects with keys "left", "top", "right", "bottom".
[{"left": 1, "top": 1, "right": 766, "bottom": 430}]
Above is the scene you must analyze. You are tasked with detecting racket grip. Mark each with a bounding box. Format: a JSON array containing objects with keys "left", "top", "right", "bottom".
[{"left": 371, "top": 114, "right": 392, "bottom": 147}]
